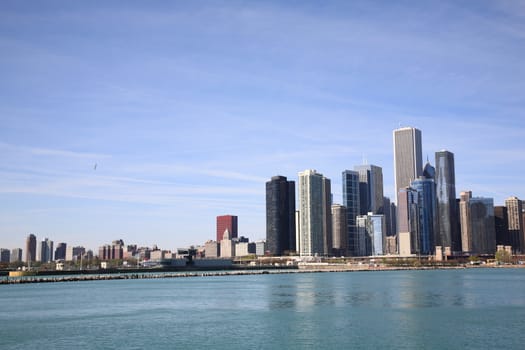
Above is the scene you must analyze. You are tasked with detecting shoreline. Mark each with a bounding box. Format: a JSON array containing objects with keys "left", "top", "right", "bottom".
[{"left": 1, "top": 264, "right": 522, "bottom": 284}]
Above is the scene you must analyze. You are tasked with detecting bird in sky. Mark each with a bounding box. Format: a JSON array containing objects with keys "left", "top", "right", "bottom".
[{"left": 94, "top": 163, "right": 97, "bottom": 170}]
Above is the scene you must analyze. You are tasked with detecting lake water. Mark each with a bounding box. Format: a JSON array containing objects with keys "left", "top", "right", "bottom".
[{"left": 1, "top": 268, "right": 524, "bottom": 349}]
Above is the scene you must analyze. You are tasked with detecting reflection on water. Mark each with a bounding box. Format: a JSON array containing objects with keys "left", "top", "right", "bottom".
[
  {"left": 1, "top": 269, "right": 525, "bottom": 349},
  {"left": 265, "top": 270, "right": 492, "bottom": 311}
]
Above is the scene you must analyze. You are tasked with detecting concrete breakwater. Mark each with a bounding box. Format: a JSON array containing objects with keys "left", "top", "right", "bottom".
[
  {"left": 0, "top": 265, "right": 480, "bottom": 284},
  {"left": 1, "top": 269, "right": 295, "bottom": 284}
]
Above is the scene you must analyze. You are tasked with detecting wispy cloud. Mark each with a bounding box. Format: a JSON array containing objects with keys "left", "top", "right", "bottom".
[{"left": 0, "top": 142, "right": 111, "bottom": 159}]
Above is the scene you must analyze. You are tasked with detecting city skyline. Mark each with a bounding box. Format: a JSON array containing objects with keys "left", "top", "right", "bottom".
[{"left": 1, "top": 1, "right": 525, "bottom": 251}]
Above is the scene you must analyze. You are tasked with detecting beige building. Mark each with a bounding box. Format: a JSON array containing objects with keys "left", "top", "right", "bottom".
[
  {"left": 393, "top": 127, "right": 422, "bottom": 202},
  {"left": 460, "top": 191, "right": 496, "bottom": 255},
  {"left": 331, "top": 204, "right": 348, "bottom": 256},
  {"left": 505, "top": 196, "right": 523, "bottom": 253}
]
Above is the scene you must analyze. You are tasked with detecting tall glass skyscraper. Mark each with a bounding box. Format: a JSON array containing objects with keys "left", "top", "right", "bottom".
[
  {"left": 342, "top": 170, "right": 360, "bottom": 256},
  {"left": 435, "top": 150, "right": 459, "bottom": 253},
  {"left": 39, "top": 238, "right": 54, "bottom": 263},
  {"left": 411, "top": 163, "right": 437, "bottom": 255},
  {"left": 354, "top": 164, "right": 384, "bottom": 215},
  {"left": 393, "top": 127, "right": 423, "bottom": 202},
  {"left": 266, "top": 176, "right": 296, "bottom": 256},
  {"left": 298, "top": 170, "right": 331, "bottom": 256},
  {"left": 356, "top": 213, "right": 386, "bottom": 256}
]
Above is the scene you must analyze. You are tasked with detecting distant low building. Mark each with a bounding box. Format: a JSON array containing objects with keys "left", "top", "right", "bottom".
[
  {"left": 235, "top": 242, "right": 250, "bottom": 257},
  {"left": 10, "top": 248, "right": 22, "bottom": 263},
  {"left": 255, "top": 241, "right": 265, "bottom": 256},
  {"left": 204, "top": 241, "right": 220, "bottom": 258},
  {"left": 0, "top": 248, "right": 10, "bottom": 263}
]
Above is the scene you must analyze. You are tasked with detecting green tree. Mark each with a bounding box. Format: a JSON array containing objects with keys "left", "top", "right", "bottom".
[{"left": 495, "top": 250, "right": 512, "bottom": 264}]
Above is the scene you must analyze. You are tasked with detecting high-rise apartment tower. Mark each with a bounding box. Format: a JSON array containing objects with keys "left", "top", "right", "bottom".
[
  {"left": 298, "top": 170, "right": 332, "bottom": 256},
  {"left": 266, "top": 176, "right": 296, "bottom": 255}
]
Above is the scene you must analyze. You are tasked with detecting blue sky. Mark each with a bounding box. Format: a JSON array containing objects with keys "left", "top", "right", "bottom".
[{"left": 1, "top": 0, "right": 524, "bottom": 251}]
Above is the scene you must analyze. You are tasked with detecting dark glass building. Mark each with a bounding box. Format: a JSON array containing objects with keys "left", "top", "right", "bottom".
[
  {"left": 494, "top": 206, "right": 509, "bottom": 246},
  {"left": 25, "top": 233, "right": 36, "bottom": 263},
  {"left": 266, "top": 176, "right": 296, "bottom": 255},
  {"left": 354, "top": 164, "right": 384, "bottom": 215},
  {"left": 342, "top": 170, "right": 360, "bottom": 256},
  {"left": 435, "top": 150, "right": 460, "bottom": 253},
  {"left": 54, "top": 243, "right": 67, "bottom": 261},
  {"left": 411, "top": 163, "right": 437, "bottom": 255}
]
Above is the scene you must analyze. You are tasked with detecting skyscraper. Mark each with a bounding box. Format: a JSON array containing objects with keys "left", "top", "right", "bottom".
[
  {"left": 54, "top": 243, "right": 67, "bottom": 261},
  {"left": 393, "top": 127, "right": 423, "bottom": 202},
  {"left": 411, "top": 167, "right": 437, "bottom": 256},
  {"left": 397, "top": 187, "right": 419, "bottom": 256},
  {"left": 216, "top": 215, "right": 238, "bottom": 242},
  {"left": 266, "top": 175, "right": 296, "bottom": 255},
  {"left": 331, "top": 204, "right": 348, "bottom": 256},
  {"left": 25, "top": 234, "right": 36, "bottom": 263},
  {"left": 354, "top": 164, "right": 384, "bottom": 215},
  {"left": 383, "top": 197, "right": 393, "bottom": 237},
  {"left": 322, "top": 176, "right": 332, "bottom": 256},
  {"left": 342, "top": 170, "right": 360, "bottom": 256},
  {"left": 460, "top": 191, "right": 496, "bottom": 255},
  {"left": 505, "top": 196, "right": 523, "bottom": 253},
  {"left": 435, "top": 150, "right": 459, "bottom": 253},
  {"left": 356, "top": 213, "right": 386, "bottom": 256},
  {"left": 298, "top": 170, "right": 331, "bottom": 256},
  {"left": 0, "top": 249, "right": 10, "bottom": 263},
  {"left": 39, "top": 238, "right": 54, "bottom": 263},
  {"left": 10, "top": 248, "right": 22, "bottom": 263},
  {"left": 494, "top": 206, "right": 509, "bottom": 246}
]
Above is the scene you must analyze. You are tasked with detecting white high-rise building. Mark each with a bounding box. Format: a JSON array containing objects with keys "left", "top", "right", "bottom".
[
  {"left": 298, "top": 170, "right": 331, "bottom": 256},
  {"left": 393, "top": 127, "right": 423, "bottom": 203}
]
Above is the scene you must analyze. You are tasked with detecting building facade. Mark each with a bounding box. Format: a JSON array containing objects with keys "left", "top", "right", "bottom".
[
  {"left": 354, "top": 164, "right": 384, "bottom": 215},
  {"left": 460, "top": 191, "right": 496, "bottom": 255},
  {"left": 265, "top": 176, "right": 296, "bottom": 255},
  {"left": 342, "top": 170, "right": 360, "bottom": 256},
  {"left": 216, "top": 215, "right": 238, "bottom": 242},
  {"left": 0, "top": 248, "right": 10, "bottom": 263},
  {"left": 397, "top": 187, "right": 419, "bottom": 256},
  {"left": 411, "top": 165, "right": 438, "bottom": 256},
  {"left": 494, "top": 206, "right": 510, "bottom": 247},
  {"left": 298, "top": 170, "right": 331, "bottom": 256},
  {"left": 393, "top": 127, "right": 423, "bottom": 203},
  {"left": 204, "top": 240, "right": 220, "bottom": 258},
  {"left": 331, "top": 204, "right": 348, "bottom": 256},
  {"left": 10, "top": 248, "right": 22, "bottom": 263},
  {"left": 356, "top": 213, "right": 386, "bottom": 256},
  {"left": 505, "top": 196, "right": 523, "bottom": 253},
  {"left": 39, "top": 238, "right": 54, "bottom": 263},
  {"left": 54, "top": 243, "right": 67, "bottom": 261},
  {"left": 435, "top": 150, "right": 459, "bottom": 253},
  {"left": 25, "top": 234, "right": 36, "bottom": 263}
]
